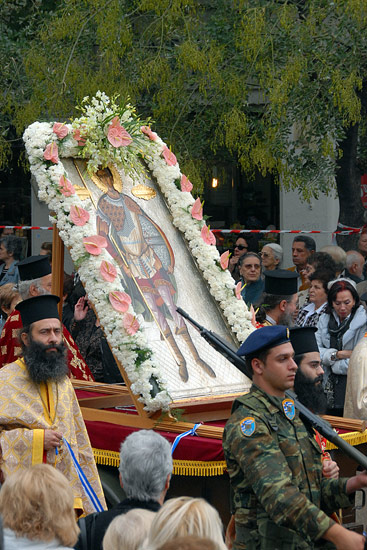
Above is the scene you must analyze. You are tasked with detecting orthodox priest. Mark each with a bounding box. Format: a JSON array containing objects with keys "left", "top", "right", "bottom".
[
  {"left": 0, "top": 255, "right": 93, "bottom": 381},
  {"left": 0, "top": 294, "right": 106, "bottom": 515}
]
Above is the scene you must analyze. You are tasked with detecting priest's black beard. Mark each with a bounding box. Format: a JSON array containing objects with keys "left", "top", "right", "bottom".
[
  {"left": 294, "top": 369, "right": 328, "bottom": 414},
  {"left": 23, "top": 338, "right": 68, "bottom": 384}
]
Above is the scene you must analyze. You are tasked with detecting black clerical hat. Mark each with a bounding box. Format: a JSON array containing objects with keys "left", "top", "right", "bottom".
[
  {"left": 289, "top": 327, "right": 319, "bottom": 356},
  {"left": 264, "top": 269, "right": 299, "bottom": 295},
  {"left": 16, "top": 295, "right": 60, "bottom": 326},
  {"left": 17, "top": 255, "right": 51, "bottom": 281}
]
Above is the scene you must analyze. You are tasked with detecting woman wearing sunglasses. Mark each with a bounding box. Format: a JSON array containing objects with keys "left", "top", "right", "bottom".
[{"left": 228, "top": 234, "right": 249, "bottom": 281}]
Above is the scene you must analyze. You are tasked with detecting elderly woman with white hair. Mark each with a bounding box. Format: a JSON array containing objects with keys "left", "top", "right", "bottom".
[
  {"left": 103, "top": 509, "right": 156, "bottom": 550},
  {"left": 76, "top": 429, "right": 173, "bottom": 550},
  {"left": 260, "top": 243, "right": 283, "bottom": 271}
]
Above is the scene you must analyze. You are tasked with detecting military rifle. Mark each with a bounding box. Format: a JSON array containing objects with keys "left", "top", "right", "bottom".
[{"left": 177, "top": 307, "right": 367, "bottom": 471}]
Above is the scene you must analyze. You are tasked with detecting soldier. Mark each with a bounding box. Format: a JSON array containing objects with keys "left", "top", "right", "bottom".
[{"left": 223, "top": 325, "right": 367, "bottom": 550}]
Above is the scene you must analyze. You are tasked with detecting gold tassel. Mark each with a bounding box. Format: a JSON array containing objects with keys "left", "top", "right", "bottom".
[
  {"left": 92, "top": 448, "right": 227, "bottom": 476},
  {"left": 324, "top": 430, "right": 367, "bottom": 451}
]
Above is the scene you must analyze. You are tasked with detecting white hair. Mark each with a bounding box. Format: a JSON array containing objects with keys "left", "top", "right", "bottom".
[
  {"left": 263, "top": 243, "right": 283, "bottom": 264},
  {"left": 103, "top": 509, "right": 155, "bottom": 550},
  {"left": 141, "top": 497, "right": 227, "bottom": 550},
  {"left": 18, "top": 278, "right": 48, "bottom": 299},
  {"left": 320, "top": 245, "right": 347, "bottom": 271},
  {"left": 119, "top": 430, "right": 172, "bottom": 502},
  {"left": 346, "top": 250, "right": 364, "bottom": 269}
]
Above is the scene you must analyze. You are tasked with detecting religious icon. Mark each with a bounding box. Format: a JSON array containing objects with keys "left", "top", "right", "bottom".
[{"left": 93, "top": 166, "right": 216, "bottom": 382}]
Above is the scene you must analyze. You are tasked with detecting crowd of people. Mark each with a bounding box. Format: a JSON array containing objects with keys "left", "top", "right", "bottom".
[
  {"left": 1, "top": 228, "right": 367, "bottom": 550},
  {"left": 0, "top": 429, "right": 229, "bottom": 550},
  {"left": 227, "top": 231, "right": 367, "bottom": 417}
]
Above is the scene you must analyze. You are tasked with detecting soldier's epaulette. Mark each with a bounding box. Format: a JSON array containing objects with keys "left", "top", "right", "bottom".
[
  {"left": 232, "top": 392, "right": 262, "bottom": 414},
  {"left": 264, "top": 414, "right": 279, "bottom": 432}
]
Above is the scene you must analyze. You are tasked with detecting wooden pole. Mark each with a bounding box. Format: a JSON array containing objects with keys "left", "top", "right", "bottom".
[{"left": 51, "top": 225, "right": 64, "bottom": 319}]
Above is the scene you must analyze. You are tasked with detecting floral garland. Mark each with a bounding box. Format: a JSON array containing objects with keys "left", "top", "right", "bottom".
[{"left": 23, "top": 91, "right": 253, "bottom": 412}]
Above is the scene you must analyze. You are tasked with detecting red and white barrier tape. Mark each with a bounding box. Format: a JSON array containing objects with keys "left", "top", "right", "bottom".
[
  {"left": 212, "top": 228, "right": 363, "bottom": 236},
  {"left": 0, "top": 225, "right": 364, "bottom": 236},
  {"left": 0, "top": 226, "right": 53, "bottom": 230}
]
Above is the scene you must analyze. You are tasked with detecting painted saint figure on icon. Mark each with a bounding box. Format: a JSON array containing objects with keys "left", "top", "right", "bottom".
[{"left": 93, "top": 167, "right": 216, "bottom": 382}]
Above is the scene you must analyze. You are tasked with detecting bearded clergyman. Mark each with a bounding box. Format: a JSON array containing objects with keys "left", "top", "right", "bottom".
[
  {"left": 0, "top": 294, "right": 106, "bottom": 515},
  {"left": 0, "top": 254, "right": 93, "bottom": 381}
]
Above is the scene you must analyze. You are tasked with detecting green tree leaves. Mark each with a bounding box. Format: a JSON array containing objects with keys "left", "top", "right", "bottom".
[{"left": 2, "top": 0, "right": 367, "bottom": 206}]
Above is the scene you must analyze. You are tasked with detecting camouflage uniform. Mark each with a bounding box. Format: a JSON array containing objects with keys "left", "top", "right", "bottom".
[{"left": 223, "top": 385, "right": 352, "bottom": 550}]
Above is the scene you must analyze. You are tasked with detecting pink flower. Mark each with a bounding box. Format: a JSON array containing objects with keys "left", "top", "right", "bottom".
[
  {"left": 73, "top": 129, "right": 87, "bottom": 146},
  {"left": 162, "top": 146, "right": 177, "bottom": 166},
  {"left": 180, "top": 174, "right": 193, "bottom": 193},
  {"left": 123, "top": 313, "right": 139, "bottom": 335},
  {"left": 69, "top": 205, "right": 90, "bottom": 226},
  {"left": 201, "top": 224, "right": 216, "bottom": 246},
  {"left": 109, "top": 116, "right": 120, "bottom": 128},
  {"left": 141, "top": 126, "right": 158, "bottom": 141},
  {"left": 53, "top": 122, "right": 68, "bottom": 139},
  {"left": 220, "top": 250, "right": 230, "bottom": 270},
  {"left": 191, "top": 198, "right": 203, "bottom": 221},
  {"left": 100, "top": 260, "right": 118, "bottom": 283},
  {"left": 249, "top": 304, "right": 257, "bottom": 328},
  {"left": 58, "top": 175, "right": 75, "bottom": 197},
  {"left": 107, "top": 117, "right": 132, "bottom": 147},
  {"left": 235, "top": 281, "right": 243, "bottom": 300},
  {"left": 83, "top": 235, "right": 108, "bottom": 255},
  {"left": 43, "top": 142, "right": 59, "bottom": 164},
  {"left": 109, "top": 291, "right": 132, "bottom": 313}
]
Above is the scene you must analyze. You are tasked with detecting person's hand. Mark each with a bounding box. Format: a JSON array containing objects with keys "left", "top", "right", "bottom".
[
  {"left": 44, "top": 429, "right": 62, "bottom": 451},
  {"left": 322, "top": 459, "right": 339, "bottom": 479},
  {"left": 228, "top": 256, "right": 239, "bottom": 273},
  {"left": 323, "top": 523, "right": 366, "bottom": 549},
  {"left": 336, "top": 350, "right": 353, "bottom": 360},
  {"left": 225, "top": 514, "right": 236, "bottom": 550},
  {"left": 347, "top": 470, "right": 367, "bottom": 493},
  {"left": 333, "top": 532, "right": 366, "bottom": 550},
  {"left": 74, "top": 296, "right": 89, "bottom": 322},
  {"left": 229, "top": 256, "right": 239, "bottom": 266}
]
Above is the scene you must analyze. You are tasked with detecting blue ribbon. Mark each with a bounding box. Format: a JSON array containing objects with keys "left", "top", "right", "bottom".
[
  {"left": 62, "top": 437, "right": 104, "bottom": 513},
  {"left": 171, "top": 423, "right": 201, "bottom": 456}
]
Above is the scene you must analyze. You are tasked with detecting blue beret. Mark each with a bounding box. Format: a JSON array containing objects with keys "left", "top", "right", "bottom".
[{"left": 237, "top": 325, "right": 291, "bottom": 357}]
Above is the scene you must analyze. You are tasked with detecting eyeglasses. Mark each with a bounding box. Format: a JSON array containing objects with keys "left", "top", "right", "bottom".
[
  {"left": 260, "top": 252, "right": 270, "bottom": 258},
  {"left": 235, "top": 244, "right": 248, "bottom": 251},
  {"left": 242, "top": 264, "right": 261, "bottom": 269}
]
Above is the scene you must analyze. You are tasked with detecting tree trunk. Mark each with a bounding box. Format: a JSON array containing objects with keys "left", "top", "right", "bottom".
[{"left": 335, "top": 123, "right": 365, "bottom": 251}]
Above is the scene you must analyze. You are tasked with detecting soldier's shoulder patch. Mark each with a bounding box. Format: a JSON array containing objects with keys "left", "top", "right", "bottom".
[
  {"left": 240, "top": 417, "right": 256, "bottom": 437},
  {"left": 282, "top": 398, "right": 295, "bottom": 420}
]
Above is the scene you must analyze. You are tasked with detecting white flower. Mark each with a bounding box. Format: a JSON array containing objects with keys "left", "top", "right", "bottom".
[{"left": 23, "top": 93, "right": 254, "bottom": 411}]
